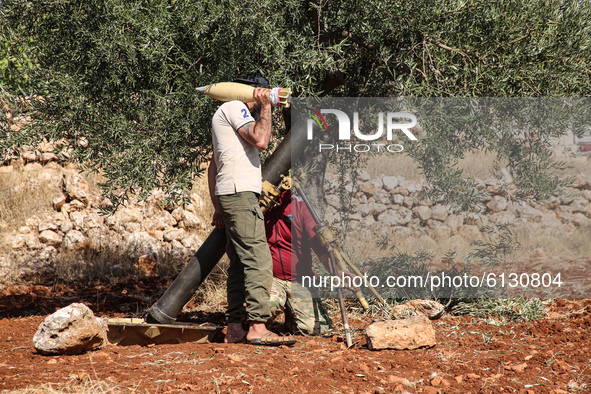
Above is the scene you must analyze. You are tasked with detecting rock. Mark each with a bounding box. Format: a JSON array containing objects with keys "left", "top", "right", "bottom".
[
  {"left": 38, "top": 221, "right": 58, "bottom": 233},
  {"left": 356, "top": 169, "right": 371, "bottom": 182},
  {"left": 21, "top": 149, "right": 37, "bottom": 162},
  {"left": 135, "top": 254, "right": 157, "bottom": 276},
  {"left": 496, "top": 167, "right": 513, "bottom": 184},
  {"left": 188, "top": 192, "right": 206, "bottom": 212},
  {"left": 70, "top": 211, "right": 85, "bottom": 230},
  {"left": 368, "top": 202, "right": 388, "bottom": 215},
  {"left": 540, "top": 212, "right": 562, "bottom": 228},
  {"left": 63, "top": 170, "right": 89, "bottom": 204},
  {"left": 33, "top": 303, "right": 107, "bottom": 355},
  {"left": 24, "top": 233, "right": 43, "bottom": 249},
  {"left": 570, "top": 198, "right": 588, "bottom": 213},
  {"left": 444, "top": 215, "right": 463, "bottom": 233},
  {"left": 402, "top": 196, "right": 414, "bottom": 209},
  {"left": 86, "top": 227, "right": 108, "bottom": 250},
  {"left": 164, "top": 228, "right": 186, "bottom": 242},
  {"left": 171, "top": 207, "right": 184, "bottom": 222},
  {"left": 359, "top": 182, "right": 377, "bottom": 197},
  {"left": 180, "top": 210, "right": 202, "bottom": 229},
  {"left": 7, "top": 234, "right": 26, "bottom": 249},
  {"left": 431, "top": 204, "right": 448, "bottom": 221},
  {"left": 63, "top": 230, "right": 86, "bottom": 250},
  {"left": 24, "top": 162, "right": 42, "bottom": 172},
  {"left": 510, "top": 363, "right": 528, "bottom": 373},
  {"left": 426, "top": 221, "right": 451, "bottom": 240},
  {"left": 39, "top": 230, "right": 63, "bottom": 247},
  {"left": 325, "top": 194, "right": 340, "bottom": 209},
  {"left": 84, "top": 212, "right": 102, "bottom": 229},
  {"left": 39, "top": 152, "right": 57, "bottom": 164},
  {"left": 382, "top": 176, "right": 399, "bottom": 191},
  {"left": 125, "top": 231, "right": 161, "bottom": 255},
  {"left": 392, "top": 299, "right": 445, "bottom": 320},
  {"left": 374, "top": 190, "right": 390, "bottom": 205},
  {"left": 457, "top": 225, "right": 483, "bottom": 242},
  {"left": 365, "top": 315, "right": 436, "bottom": 350},
  {"left": 572, "top": 212, "right": 591, "bottom": 227},
  {"left": 378, "top": 209, "right": 411, "bottom": 226},
  {"left": 487, "top": 195, "right": 508, "bottom": 213},
  {"left": 142, "top": 211, "right": 176, "bottom": 232},
  {"left": 53, "top": 195, "right": 67, "bottom": 211},
  {"left": 489, "top": 211, "right": 516, "bottom": 225},
  {"left": 390, "top": 193, "right": 404, "bottom": 205},
  {"left": 59, "top": 220, "right": 74, "bottom": 233},
  {"left": 69, "top": 199, "right": 87, "bottom": 210},
  {"left": 413, "top": 206, "right": 431, "bottom": 223},
  {"left": 182, "top": 234, "right": 203, "bottom": 250},
  {"left": 391, "top": 226, "right": 412, "bottom": 237},
  {"left": 573, "top": 174, "right": 591, "bottom": 190},
  {"left": 125, "top": 222, "right": 142, "bottom": 232}
]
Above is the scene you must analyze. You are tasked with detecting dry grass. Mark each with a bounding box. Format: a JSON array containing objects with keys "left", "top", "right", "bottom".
[
  {"left": 342, "top": 222, "right": 591, "bottom": 267},
  {"left": 512, "top": 225, "right": 591, "bottom": 261},
  {"left": 0, "top": 164, "right": 62, "bottom": 229},
  {"left": 184, "top": 263, "right": 229, "bottom": 314},
  {"left": 364, "top": 149, "right": 503, "bottom": 180},
  {"left": 0, "top": 161, "right": 216, "bottom": 288},
  {"left": 9, "top": 376, "right": 137, "bottom": 394},
  {"left": 364, "top": 147, "right": 591, "bottom": 181}
]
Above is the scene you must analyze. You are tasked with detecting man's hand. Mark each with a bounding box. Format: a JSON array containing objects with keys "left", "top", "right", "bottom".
[
  {"left": 211, "top": 210, "right": 224, "bottom": 228},
  {"left": 253, "top": 87, "right": 271, "bottom": 108}
]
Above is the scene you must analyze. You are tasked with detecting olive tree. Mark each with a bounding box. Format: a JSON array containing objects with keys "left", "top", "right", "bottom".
[{"left": 1, "top": 0, "right": 590, "bottom": 208}]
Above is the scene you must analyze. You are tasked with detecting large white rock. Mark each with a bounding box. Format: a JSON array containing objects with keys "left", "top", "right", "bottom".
[
  {"left": 365, "top": 315, "right": 437, "bottom": 350},
  {"left": 33, "top": 303, "right": 107, "bottom": 355}
]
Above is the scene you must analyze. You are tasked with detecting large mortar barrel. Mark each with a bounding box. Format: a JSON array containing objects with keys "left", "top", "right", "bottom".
[{"left": 147, "top": 120, "right": 309, "bottom": 324}]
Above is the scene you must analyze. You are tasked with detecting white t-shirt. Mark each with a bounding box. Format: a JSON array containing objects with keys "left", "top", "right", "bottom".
[{"left": 211, "top": 101, "right": 262, "bottom": 196}]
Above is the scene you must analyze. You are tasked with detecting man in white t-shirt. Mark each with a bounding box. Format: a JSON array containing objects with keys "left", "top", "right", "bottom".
[{"left": 208, "top": 72, "right": 295, "bottom": 346}]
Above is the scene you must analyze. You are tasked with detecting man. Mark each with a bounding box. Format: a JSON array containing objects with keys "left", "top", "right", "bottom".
[
  {"left": 208, "top": 72, "right": 295, "bottom": 346},
  {"left": 264, "top": 188, "right": 335, "bottom": 335}
]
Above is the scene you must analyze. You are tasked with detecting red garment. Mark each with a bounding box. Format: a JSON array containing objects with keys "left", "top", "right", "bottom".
[{"left": 264, "top": 190, "right": 325, "bottom": 282}]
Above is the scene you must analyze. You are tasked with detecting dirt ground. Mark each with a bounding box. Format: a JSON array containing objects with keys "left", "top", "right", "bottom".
[{"left": 1, "top": 278, "right": 590, "bottom": 394}]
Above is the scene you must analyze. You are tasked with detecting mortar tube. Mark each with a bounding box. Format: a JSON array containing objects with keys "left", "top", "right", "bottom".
[{"left": 146, "top": 120, "right": 311, "bottom": 324}]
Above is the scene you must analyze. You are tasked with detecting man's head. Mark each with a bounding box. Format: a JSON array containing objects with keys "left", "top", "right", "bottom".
[
  {"left": 233, "top": 71, "right": 270, "bottom": 89},
  {"left": 233, "top": 72, "right": 270, "bottom": 120}
]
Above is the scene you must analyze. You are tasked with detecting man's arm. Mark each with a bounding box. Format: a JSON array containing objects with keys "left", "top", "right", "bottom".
[
  {"left": 236, "top": 88, "right": 272, "bottom": 150},
  {"left": 208, "top": 159, "right": 224, "bottom": 228}
]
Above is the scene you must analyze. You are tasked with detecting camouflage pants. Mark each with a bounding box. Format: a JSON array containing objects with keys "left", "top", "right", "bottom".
[{"left": 268, "top": 277, "right": 333, "bottom": 335}]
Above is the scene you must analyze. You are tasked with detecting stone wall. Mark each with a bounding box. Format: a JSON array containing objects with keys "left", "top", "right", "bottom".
[
  {"left": 0, "top": 151, "right": 208, "bottom": 280},
  {"left": 322, "top": 168, "right": 591, "bottom": 245},
  {"left": 2, "top": 144, "right": 591, "bottom": 281}
]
